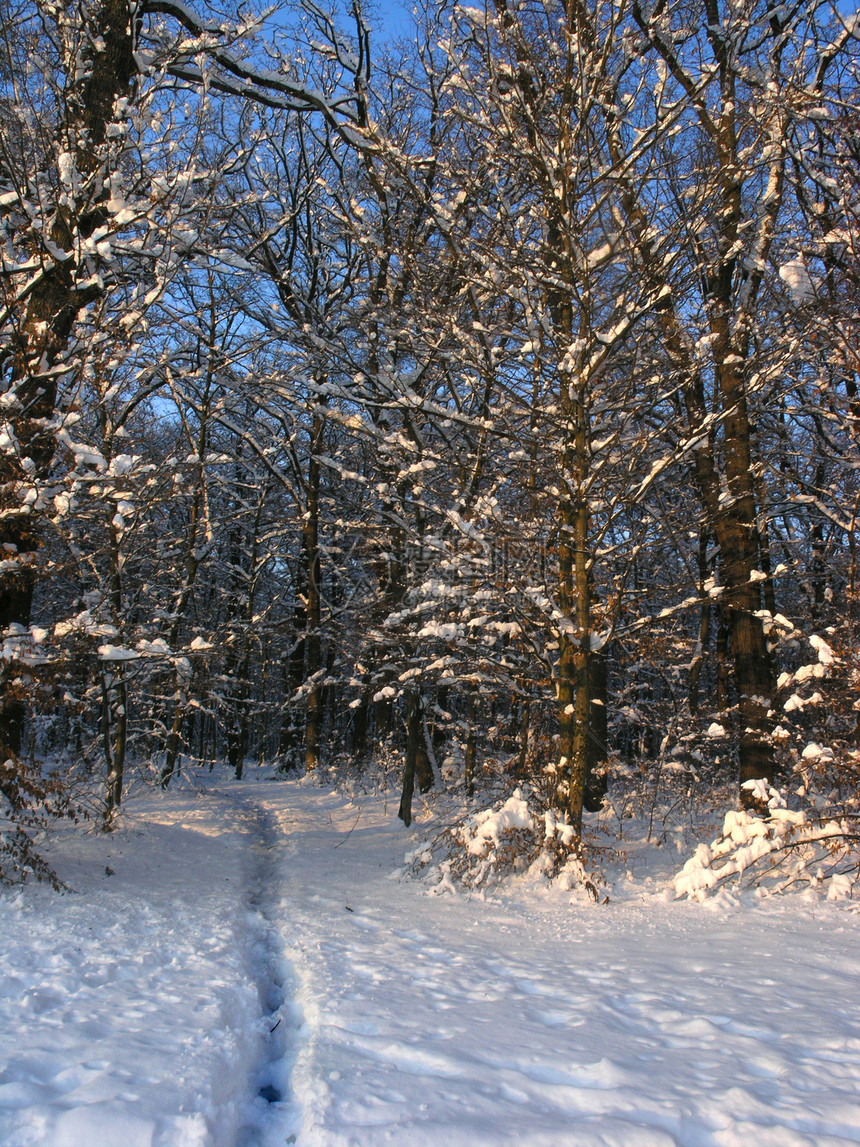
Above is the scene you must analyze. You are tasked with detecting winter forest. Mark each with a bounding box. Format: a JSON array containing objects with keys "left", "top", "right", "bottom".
[
  {"left": 3, "top": 0, "right": 860, "bottom": 887},
  {"left": 3, "top": 0, "right": 860, "bottom": 1143}
]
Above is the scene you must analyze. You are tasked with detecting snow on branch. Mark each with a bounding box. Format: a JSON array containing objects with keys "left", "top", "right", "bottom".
[
  {"left": 675, "top": 780, "right": 860, "bottom": 902},
  {"left": 146, "top": 0, "right": 369, "bottom": 127},
  {"left": 404, "top": 789, "right": 610, "bottom": 900}
]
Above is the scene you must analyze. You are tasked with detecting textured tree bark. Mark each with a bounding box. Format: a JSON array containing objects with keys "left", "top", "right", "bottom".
[{"left": 717, "top": 511, "right": 777, "bottom": 789}]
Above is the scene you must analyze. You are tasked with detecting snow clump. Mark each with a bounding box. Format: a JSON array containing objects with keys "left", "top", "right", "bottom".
[
  {"left": 674, "top": 777, "right": 859, "bottom": 901},
  {"left": 407, "top": 789, "right": 606, "bottom": 900}
]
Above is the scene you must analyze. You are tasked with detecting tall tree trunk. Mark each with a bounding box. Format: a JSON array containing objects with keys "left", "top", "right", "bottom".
[
  {"left": 516, "top": 699, "right": 530, "bottom": 778},
  {"left": 227, "top": 711, "right": 247, "bottom": 780},
  {"left": 716, "top": 606, "right": 731, "bottom": 715},
  {"left": 103, "top": 667, "right": 127, "bottom": 830},
  {"left": 351, "top": 692, "right": 370, "bottom": 759},
  {"left": 416, "top": 714, "right": 433, "bottom": 794},
  {"left": 162, "top": 707, "right": 185, "bottom": 788},
  {"left": 605, "top": 32, "right": 783, "bottom": 794},
  {"left": 304, "top": 404, "right": 324, "bottom": 772},
  {"left": 102, "top": 500, "right": 128, "bottom": 826},
  {"left": 712, "top": 355, "right": 777, "bottom": 789},
  {"left": 431, "top": 686, "right": 448, "bottom": 766},
  {"left": 279, "top": 561, "right": 308, "bottom": 768},
  {"left": 555, "top": 346, "right": 592, "bottom": 835},
  {"left": 689, "top": 530, "right": 712, "bottom": 716},
  {"left": 464, "top": 689, "right": 477, "bottom": 797},
  {"left": 374, "top": 697, "right": 393, "bottom": 743},
  {"left": 584, "top": 647, "right": 609, "bottom": 812},
  {"left": 398, "top": 692, "right": 430, "bottom": 826}
]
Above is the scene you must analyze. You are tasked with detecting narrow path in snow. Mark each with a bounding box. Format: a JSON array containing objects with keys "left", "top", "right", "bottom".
[
  {"left": 0, "top": 779, "right": 290, "bottom": 1147},
  {"left": 224, "top": 790, "right": 302, "bottom": 1147}
]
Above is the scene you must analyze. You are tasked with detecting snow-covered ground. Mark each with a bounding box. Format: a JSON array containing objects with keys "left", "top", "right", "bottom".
[{"left": 2, "top": 769, "right": 860, "bottom": 1146}]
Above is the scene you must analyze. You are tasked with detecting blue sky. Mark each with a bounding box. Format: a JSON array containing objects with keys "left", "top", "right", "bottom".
[
  {"left": 263, "top": 2, "right": 415, "bottom": 52},
  {"left": 266, "top": 1, "right": 858, "bottom": 55},
  {"left": 364, "top": 1, "right": 413, "bottom": 41},
  {"left": 316, "top": 0, "right": 859, "bottom": 35}
]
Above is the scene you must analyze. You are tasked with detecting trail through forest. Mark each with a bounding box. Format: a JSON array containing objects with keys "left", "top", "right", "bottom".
[
  {"left": 230, "top": 793, "right": 300, "bottom": 1143},
  {"left": 1, "top": 771, "right": 860, "bottom": 1146}
]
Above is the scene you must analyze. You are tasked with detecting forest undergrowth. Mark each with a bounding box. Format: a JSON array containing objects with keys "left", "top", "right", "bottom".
[
  {"left": 288, "top": 739, "right": 860, "bottom": 906},
  {"left": 4, "top": 725, "right": 860, "bottom": 906}
]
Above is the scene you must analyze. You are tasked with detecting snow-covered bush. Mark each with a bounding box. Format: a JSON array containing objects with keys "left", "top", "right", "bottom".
[
  {"left": 0, "top": 754, "right": 80, "bottom": 888},
  {"left": 674, "top": 778, "right": 860, "bottom": 901},
  {"left": 406, "top": 788, "right": 608, "bottom": 900}
]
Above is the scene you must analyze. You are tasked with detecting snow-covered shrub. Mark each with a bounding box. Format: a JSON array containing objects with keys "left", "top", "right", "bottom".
[
  {"left": 298, "top": 741, "right": 408, "bottom": 799},
  {"left": 1, "top": 754, "right": 80, "bottom": 888},
  {"left": 674, "top": 778, "right": 860, "bottom": 901},
  {"left": 406, "top": 788, "right": 608, "bottom": 900}
]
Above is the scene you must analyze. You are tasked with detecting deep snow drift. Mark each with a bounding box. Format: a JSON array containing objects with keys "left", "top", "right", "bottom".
[{"left": 2, "top": 769, "right": 860, "bottom": 1146}]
